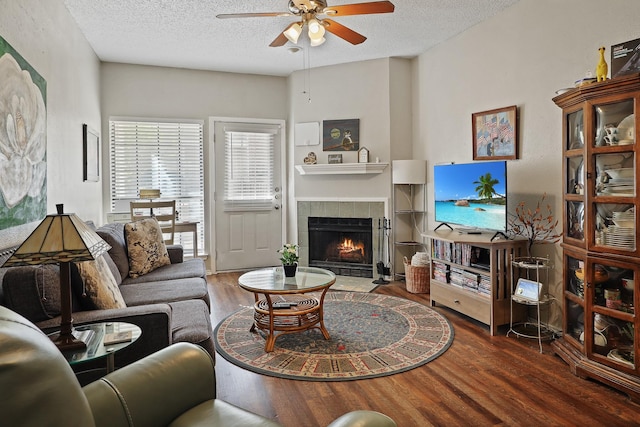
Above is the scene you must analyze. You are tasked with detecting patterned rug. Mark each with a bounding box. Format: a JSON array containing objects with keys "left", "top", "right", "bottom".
[
  {"left": 214, "top": 292, "right": 454, "bottom": 381},
  {"left": 331, "top": 275, "right": 379, "bottom": 293}
]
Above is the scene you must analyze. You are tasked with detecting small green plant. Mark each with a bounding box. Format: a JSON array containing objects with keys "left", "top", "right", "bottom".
[
  {"left": 508, "top": 193, "right": 561, "bottom": 256},
  {"left": 278, "top": 243, "right": 299, "bottom": 265}
]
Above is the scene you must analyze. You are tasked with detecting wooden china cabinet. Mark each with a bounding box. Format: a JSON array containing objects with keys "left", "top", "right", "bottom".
[{"left": 553, "top": 73, "right": 640, "bottom": 401}]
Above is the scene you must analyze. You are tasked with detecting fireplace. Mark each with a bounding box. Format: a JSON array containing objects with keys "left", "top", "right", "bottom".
[{"left": 308, "top": 217, "right": 373, "bottom": 278}]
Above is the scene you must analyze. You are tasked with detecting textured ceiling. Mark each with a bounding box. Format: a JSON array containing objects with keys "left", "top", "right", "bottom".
[{"left": 63, "top": 0, "right": 520, "bottom": 77}]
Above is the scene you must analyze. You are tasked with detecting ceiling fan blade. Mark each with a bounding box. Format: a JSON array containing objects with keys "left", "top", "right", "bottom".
[
  {"left": 323, "top": 19, "right": 366, "bottom": 45},
  {"left": 270, "top": 22, "right": 299, "bottom": 47},
  {"left": 323, "top": 1, "right": 395, "bottom": 16},
  {"left": 216, "top": 12, "right": 293, "bottom": 19}
]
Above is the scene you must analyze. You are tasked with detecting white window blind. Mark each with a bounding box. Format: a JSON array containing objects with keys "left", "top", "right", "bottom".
[
  {"left": 109, "top": 119, "right": 205, "bottom": 256},
  {"left": 223, "top": 124, "right": 278, "bottom": 211}
]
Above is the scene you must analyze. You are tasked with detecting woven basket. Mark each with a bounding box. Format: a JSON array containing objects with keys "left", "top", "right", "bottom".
[{"left": 404, "top": 258, "right": 430, "bottom": 294}]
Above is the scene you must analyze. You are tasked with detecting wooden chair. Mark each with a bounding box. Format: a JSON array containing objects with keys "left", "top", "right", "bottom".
[{"left": 130, "top": 200, "right": 176, "bottom": 245}]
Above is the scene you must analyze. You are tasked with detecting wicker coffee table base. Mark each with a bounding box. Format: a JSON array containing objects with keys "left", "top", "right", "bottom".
[{"left": 251, "top": 294, "right": 330, "bottom": 352}]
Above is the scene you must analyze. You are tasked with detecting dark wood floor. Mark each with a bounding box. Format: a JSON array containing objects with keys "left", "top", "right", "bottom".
[{"left": 208, "top": 273, "right": 640, "bottom": 427}]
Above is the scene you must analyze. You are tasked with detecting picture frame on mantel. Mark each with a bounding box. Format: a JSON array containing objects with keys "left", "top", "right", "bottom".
[
  {"left": 472, "top": 105, "right": 518, "bottom": 160},
  {"left": 83, "top": 124, "right": 100, "bottom": 182}
]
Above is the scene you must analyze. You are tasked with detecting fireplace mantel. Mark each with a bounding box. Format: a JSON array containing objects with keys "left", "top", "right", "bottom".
[{"left": 295, "top": 162, "right": 388, "bottom": 175}]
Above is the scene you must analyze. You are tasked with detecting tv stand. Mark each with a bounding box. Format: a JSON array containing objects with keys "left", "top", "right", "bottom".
[
  {"left": 424, "top": 229, "right": 527, "bottom": 335},
  {"left": 490, "top": 231, "right": 509, "bottom": 241},
  {"left": 434, "top": 222, "right": 453, "bottom": 231}
]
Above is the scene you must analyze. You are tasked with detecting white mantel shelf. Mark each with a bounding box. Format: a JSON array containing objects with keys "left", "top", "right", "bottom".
[{"left": 295, "top": 162, "right": 389, "bottom": 175}]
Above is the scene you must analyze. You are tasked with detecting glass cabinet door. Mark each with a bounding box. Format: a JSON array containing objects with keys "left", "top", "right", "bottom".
[
  {"left": 588, "top": 259, "right": 636, "bottom": 370},
  {"left": 565, "top": 254, "right": 585, "bottom": 343},
  {"left": 594, "top": 100, "right": 635, "bottom": 147},
  {"left": 567, "top": 110, "right": 585, "bottom": 150}
]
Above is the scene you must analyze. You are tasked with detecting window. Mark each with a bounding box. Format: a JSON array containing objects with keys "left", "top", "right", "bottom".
[
  {"left": 109, "top": 119, "right": 204, "bottom": 256},
  {"left": 223, "top": 123, "right": 279, "bottom": 211}
]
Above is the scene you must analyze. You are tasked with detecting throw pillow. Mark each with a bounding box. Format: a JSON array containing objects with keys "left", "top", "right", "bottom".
[
  {"left": 125, "top": 218, "right": 171, "bottom": 278},
  {"left": 75, "top": 255, "right": 127, "bottom": 309}
]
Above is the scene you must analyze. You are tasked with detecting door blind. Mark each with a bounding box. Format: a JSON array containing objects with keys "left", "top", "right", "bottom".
[
  {"left": 109, "top": 119, "right": 205, "bottom": 255},
  {"left": 223, "top": 124, "right": 278, "bottom": 211}
]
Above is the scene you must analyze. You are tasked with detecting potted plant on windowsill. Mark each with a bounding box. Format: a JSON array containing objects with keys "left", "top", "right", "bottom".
[
  {"left": 508, "top": 193, "right": 561, "bottom": 264},
  {"left": 278, "top": 243, "right": 299, "bottom": 277}
]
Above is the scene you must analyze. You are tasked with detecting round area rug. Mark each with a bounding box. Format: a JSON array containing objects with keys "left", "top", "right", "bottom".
[{"left": 214, "top": 292, "right": 454, "bottom": 381}]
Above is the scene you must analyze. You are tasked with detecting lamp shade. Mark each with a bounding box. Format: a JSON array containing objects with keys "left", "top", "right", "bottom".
[
  {"left": 392, "top": 160, "right": 427, "bottom": 184},
  {"left": 3, "top": 209, "right": 110, "bottom": 266}
]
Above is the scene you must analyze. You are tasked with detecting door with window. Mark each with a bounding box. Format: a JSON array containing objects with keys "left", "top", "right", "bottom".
[{"left": 212, "top": 119, "right": 284, "bottom": 271}]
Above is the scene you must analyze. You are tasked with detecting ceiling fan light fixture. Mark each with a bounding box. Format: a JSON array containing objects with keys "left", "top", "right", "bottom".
[
  {"left": 310, "top": 36, "right": 326, "bottom": 47},
  {"left": 284, "top": 22, "right": 302, "bottom": 44},
  {"left": 307, "top": 18, "right": 325, "bottom": 39}
]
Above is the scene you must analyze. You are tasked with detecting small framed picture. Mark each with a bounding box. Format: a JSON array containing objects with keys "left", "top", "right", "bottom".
[
  {"left": 358, "top": 146, "right": 369, "bottom": 163},
  {"left": 328, "top": 154, "right": 343, "bottom": 164},
  {"left": 472, "top": 105, "right": 518, "bottom": 160},
  {"left": 83, "top": 124, "right": 100, "bottom": 182}
]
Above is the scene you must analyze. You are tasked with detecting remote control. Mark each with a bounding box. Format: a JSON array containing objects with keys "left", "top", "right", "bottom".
[{"left": 273, "top": 301, "right": 297, "bottom": 309}]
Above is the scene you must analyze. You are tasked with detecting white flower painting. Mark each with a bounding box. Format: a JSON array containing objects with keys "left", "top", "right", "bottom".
[{"left": 0, "top": 35, "right": 47, "bottom": 229}]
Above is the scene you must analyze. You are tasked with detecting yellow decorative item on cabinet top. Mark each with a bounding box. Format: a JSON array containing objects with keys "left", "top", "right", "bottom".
[{"left": 596, "top": 46, "right": 608, "bottom": 82}]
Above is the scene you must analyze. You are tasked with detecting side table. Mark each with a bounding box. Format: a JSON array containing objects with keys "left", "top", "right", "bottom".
[
  {"left": 507, "top": 256, "right": 555, "bottom": 353},
  {"left": 50, "top": 322, "right": 141, "bottom": 373}
]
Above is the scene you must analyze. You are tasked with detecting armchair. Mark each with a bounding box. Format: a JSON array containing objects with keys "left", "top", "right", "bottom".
[{"left": 0, "top": 305, "right": 396, "bottom": 427}]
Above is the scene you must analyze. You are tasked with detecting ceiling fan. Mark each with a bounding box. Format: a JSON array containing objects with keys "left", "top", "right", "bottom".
[{"left": 216, "top": 0, "right": 395, "bottom": 47}]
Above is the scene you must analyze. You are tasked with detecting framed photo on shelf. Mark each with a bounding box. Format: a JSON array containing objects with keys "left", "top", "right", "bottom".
[
  {"left": 83, "top": 124, "right": 100, "bottom": 182},
  {"left": 328, "top": 154, "right": 343, "bottom": 164},
  {"left": 472, "top": 105, "right": 518, "bottom": 160},
  {"left": 322, "top": 119, "right": 360, "bottom": 151}
]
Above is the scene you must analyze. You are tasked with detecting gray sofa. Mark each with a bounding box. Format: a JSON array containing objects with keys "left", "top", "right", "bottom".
[{"left": 0, "top": 222, "right": 213, "bottom": 381}]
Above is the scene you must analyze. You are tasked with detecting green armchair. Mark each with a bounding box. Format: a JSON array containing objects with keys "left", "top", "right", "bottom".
[{"left": 0, "top": 305, "right": 396, "bottom": 427}]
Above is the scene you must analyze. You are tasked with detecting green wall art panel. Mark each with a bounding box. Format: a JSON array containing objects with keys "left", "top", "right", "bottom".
[{"left": 0, "top": 35, "right": 47, "bottom": 229}]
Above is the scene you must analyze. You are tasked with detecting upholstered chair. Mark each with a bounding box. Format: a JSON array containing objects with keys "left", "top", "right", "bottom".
[{"left": 0, "top": 305, "right": 396, "bottom": 427}]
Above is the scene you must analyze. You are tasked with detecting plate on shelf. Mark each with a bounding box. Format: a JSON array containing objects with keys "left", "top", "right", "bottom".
[
  {"left": 607, "top": 348, "right": 635, "bottom": 368},
  {"left": 617, "top": 114, "right": 635, "bottom": 142},
  {"left": 604, "top": 168, "right": 634, "bottom": 179}
]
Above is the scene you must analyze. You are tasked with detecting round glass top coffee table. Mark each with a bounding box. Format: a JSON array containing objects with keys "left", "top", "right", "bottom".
[{"left": 238, "top": 266, "right": 336, "bottom": 352}]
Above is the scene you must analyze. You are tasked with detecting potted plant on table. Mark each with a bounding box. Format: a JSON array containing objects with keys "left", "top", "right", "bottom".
[{"left": 278, "top": 243, "right": 299, "bottom": 277}]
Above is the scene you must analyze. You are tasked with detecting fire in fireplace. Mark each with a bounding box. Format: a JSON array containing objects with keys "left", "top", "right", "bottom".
[{"left": 308, "top": 217, "right": 373, "bottom": 278}]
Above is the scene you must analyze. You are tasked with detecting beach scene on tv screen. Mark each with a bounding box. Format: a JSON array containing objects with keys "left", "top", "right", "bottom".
[{"left": 434, "top": 161, "right": 506, "bottom": 231}]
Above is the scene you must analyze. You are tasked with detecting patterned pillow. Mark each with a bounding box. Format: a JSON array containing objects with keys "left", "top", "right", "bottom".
[
  {"left": 125, "top": 218, "right": 171, "bottom": 278},
  {"left": 76, "top": 255, "right": 127, "bottom": 309}
]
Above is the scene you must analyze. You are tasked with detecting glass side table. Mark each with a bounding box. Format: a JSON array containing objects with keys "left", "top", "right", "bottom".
[{"left": 50, "top": 322, "right": 141, "bottom": 373}]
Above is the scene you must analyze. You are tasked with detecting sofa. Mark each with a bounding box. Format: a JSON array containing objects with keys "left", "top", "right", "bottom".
[
  {"left": 0, "top": 305, "right": 397, "bottom": 427},
  {"left": 0, "top": 222, "right": 214, "bottom": 381}
]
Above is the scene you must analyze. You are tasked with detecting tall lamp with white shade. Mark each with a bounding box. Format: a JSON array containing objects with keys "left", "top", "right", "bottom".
[
  {"left": 391, "top": 160, "right": 427, "bottom": 278},
  {"left": 2, "top": 204, "right": 111, "bottom": 351}
]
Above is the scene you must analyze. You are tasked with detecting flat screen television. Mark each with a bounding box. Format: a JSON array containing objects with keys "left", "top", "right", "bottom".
[{"left": 433, "top": 161, "right": 507, "bottom": 236}]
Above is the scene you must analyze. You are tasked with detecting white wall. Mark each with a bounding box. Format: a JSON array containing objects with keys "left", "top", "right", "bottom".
[
  {"left": 0, "top": 0, "right": 101, "bottom": 248},
  {"left": 100, "top": 63, "right": 288, "bottom": 266},
  {"left": 287, "top": 58, "right": 413, "bottom": 236},
  {"left": 415, "top": 0, "right": 640, "bottom": 326}
]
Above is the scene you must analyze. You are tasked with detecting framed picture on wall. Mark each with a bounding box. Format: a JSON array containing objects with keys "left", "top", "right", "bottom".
[
  {"left": 83, "top": 124, "right": 100, "bottom": 182},
  {"left": 322, "top": 119, "right": 360, "bottom": 151},
  {"left": 472, "top": 105, "right": 518, "bottom": 160}
]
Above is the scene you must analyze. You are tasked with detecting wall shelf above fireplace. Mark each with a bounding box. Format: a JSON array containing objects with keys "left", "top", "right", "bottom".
[{"left": 295, "top": 162, "right": 388, "bottom": 175}]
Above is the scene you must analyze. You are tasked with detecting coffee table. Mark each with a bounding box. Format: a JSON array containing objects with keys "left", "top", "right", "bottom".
[{"left": 238, "top": 266, "right": 336, "bottom": 352}]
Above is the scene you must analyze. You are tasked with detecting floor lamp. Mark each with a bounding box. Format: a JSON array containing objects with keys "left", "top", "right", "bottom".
[{"left": 2, "top": 204, "right": 111, "bottom": 351}]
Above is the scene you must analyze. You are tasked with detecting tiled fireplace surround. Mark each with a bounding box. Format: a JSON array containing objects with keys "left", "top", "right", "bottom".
[{"left": 296, "top": 199, "right": 388, "bottom": 276}]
